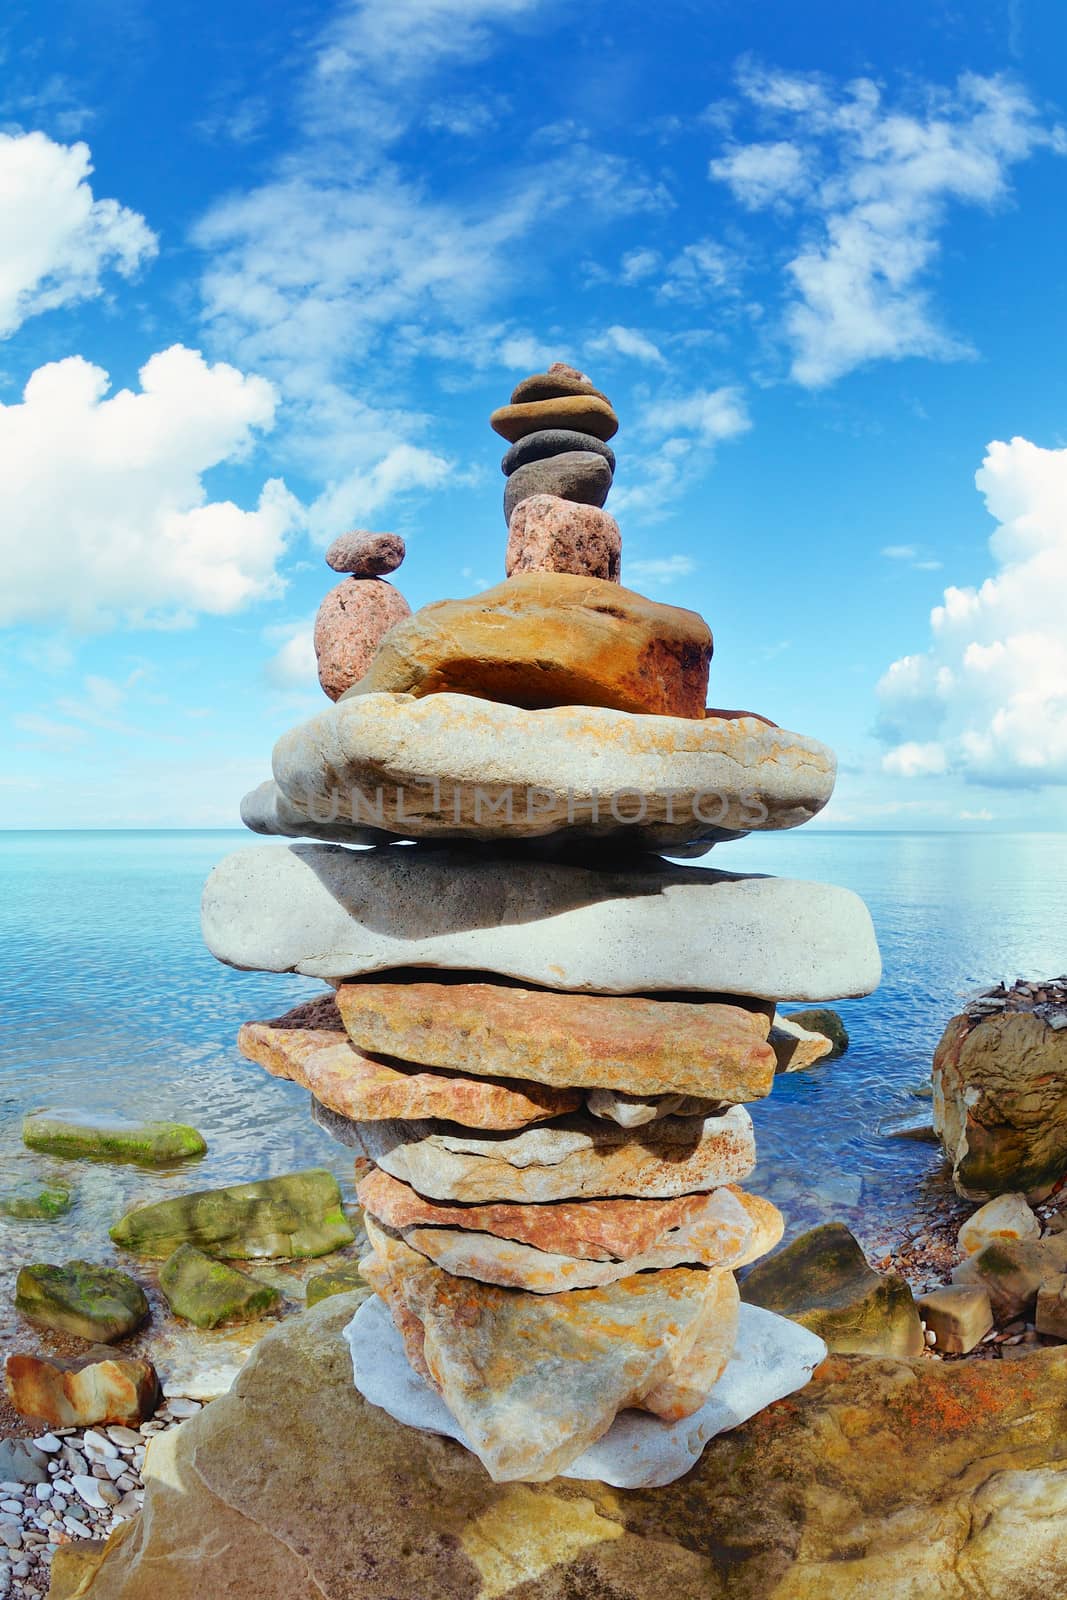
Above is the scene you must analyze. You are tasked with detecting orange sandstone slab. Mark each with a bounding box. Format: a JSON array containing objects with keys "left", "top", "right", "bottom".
[
  {"left": 336, "top": 981, "right": 776, "bottom": 1101},
  {"left": 360, "top": 1222, "right": 729, "bottom": 1481},
  {"left": 357, "top": 1165, "right": 781, "bottom": 1264},
  {"left": 340, "top": 571, "right": 712, "bottom": 719},
  {"left": 490, "top": 394, "right": 619, "bottom": 443},
  {"left": 238, "top": 1023, "right": 578, "bottom": 1131}
]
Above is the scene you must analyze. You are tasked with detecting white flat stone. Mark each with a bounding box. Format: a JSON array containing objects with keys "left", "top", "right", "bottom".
[
  {"left": 345, "top": 1293, "right": 826, "bottom": 1489},
  {"left": 203, "top": 843, "right": 882, "bottom": 1001}
]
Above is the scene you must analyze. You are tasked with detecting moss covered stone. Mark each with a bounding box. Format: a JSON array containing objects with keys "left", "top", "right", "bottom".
[
  {"left": 15, "top": 1260, "right": 148, "bottom": 1343},
  {"left": 781, "top": 1007, "right": 849, "bottom": 1057},
  {"left": 305, "top": 1265, "right": 368, "bottom": 1307},
  {"left": 0, "top": 1184, "right": 72, "bottom": 1220},
  {"left": 159, "top": 1244, "right": 281, "bottom": 1329},
  {"left": 23, "top": 1112, "right": 206, "bottom": 1166},
  {"left": 741, "top": 1221, "right": 924, "bottom": 1358},
  {"left": 110, "top": 1168, "right": 354, "bottom": 1260}
]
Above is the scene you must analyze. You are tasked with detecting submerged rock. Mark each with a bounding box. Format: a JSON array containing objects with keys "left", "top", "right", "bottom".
[
  {"left": 62, "top": 1293, "right": 1067, "bottom": 1600},
  {"left": 305, "top": 1265, "right": 369, "bottom": 1307},
  {"left": 0, "top": 1183, "right": 72, "bottom": 1219},
  {"left": 5, "top": 1351, "right": 158, "bottom": 1427},
  {"left": 110, "top": 1168, "right": 354, "bottom": 1260},
  {"left": 781, "top": 1006, "right": 849, "bottom": 1056},
  {"left": 159, "top": 1244, "right": 282, "bottom": 1329},
  {"left": 23, "top": 1112, "right": 205, "bottom": 1166},
  {"left": 934, "top": 1007, "right": 1067, "bottom": 1200},
  {"left": 15, "top": 1260, "right": 148, "bottom": 1343},
  {"left": 741, "top": 1222, "right": 925, "bottom": 1358}
]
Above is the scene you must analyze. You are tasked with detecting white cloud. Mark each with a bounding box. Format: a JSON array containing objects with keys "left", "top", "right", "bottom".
[
  {"left": 883, "top": 544, "right": 917, "bottom": 560},
  {"left": 306, "top": 444, "right": 451, "bottom": 545},
  {"left": 644, "top": 386, "right": 751, "bottom": 447},
  {"left": 0, "top": 345, "right": 301, "bottom": 630},
  {"left": 659, "top": 238, "right": 741, "bottom": 303},
  {"left": 265, "top": 619, "right": 317, "bottom": 690},
  {"left": 585, "top": 325, "right": 666, "bottom": 366},
  {"left": 624, "top": 555, "right": 696, "bottom": 586},
  {"left": 611, "top": 387, "right": 750, "bottom": 519},
  {"left": 877, "top": 434, "right": 1067, "bottom": 786},
  {"left": 0, "top": 130, "right": 156, "bottom": 338},
  {"left": 882, "top": 740, "right": 948, "bottom": 777},
  {"left": 709, "top": 70, "right": 1065, "bottom": 386}
]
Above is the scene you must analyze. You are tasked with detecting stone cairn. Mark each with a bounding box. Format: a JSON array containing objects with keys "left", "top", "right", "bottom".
[{"left": 206, "top": 360, "right": 882, "bottom": 1486}]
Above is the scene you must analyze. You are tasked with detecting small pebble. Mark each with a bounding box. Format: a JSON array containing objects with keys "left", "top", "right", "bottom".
[
  {"left": 33, "top": 1484, "right": 51, "bottom": 1502},
  {"left": 0, "top": 1506, "right": 18, "bottom": 1519},
  {"left": 31, "top": 1437, "right": 61, "bottom": 1455},
  {"left": 83, "top": 1430, "right": 119, "bottom": 1459},
  {"left": 106, "top": 1426, "right": 141, "bottom": 1449}
]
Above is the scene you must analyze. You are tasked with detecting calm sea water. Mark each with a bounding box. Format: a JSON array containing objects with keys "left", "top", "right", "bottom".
[{"left": 1, "top": 829, "right": 1065, "bottom": 1291}]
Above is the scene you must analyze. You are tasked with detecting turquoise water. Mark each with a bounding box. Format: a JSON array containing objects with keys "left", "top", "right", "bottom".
[{"left": 1, "top": 829, "right": 1065, "bottom": 1304}]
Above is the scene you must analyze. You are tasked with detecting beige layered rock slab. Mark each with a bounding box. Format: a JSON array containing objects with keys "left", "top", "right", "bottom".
[
  {"left": 335, "top": 980, "right": 775, "bottom": 1101},
  {"left": 315, "top": 1101, "right": 755, "bottom": 1202},
  {"left": 490, "top": 393, "right": 619, "bottom": 442},
  {"left": 238, "top": 1022, "right": 579, "bottom": 1130},
  {"left": 66, "top": 1293, "right": 1067, "bottom": 1600},
  {"left": 266, "top": 691, "right": 837, "bottom": 849},
  {"left": 203, "top": 844, "right": 883, "bottom": 1000},
  {"left": 357, "top": 1166, "right": 781, "bottom": 1262},
  {"left": 362, "top": 1223, "right": 725, "bottom": 1479},
  {"left": 339, "top": 571, "right": 712, "bottom": 718}
]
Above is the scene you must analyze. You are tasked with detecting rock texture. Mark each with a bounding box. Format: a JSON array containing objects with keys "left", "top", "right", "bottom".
[
  {"left": 491, "top": 394, "right": 619, "bottom": 443},
  {"left": 16, "top": 1261, "right": 148, "bottom": 1343},
  {"left": 505, "top": 494, "right": 621, "bottom": 580},
  {"left": 204, "top": 843, "right": 882, "bottom": 1000},
  {"left": 159, "top": 1243, "right": 281, "bottom": 1328},
  {"left": 4, "top": 1352, "right": 158, "bottom": 1427},
  {"left": 511, "top": 363, "right": 609, "bottom": 403},
  {"left": 110, "top": 1169, "right": 354, "bottom": 1260},
  {"left": 958, "top": 1192, "right": 1040, "bottom": 1255},
  {"left": 239, "top": 1020, "right": 580, "bottom": 1129},
  {"left": 741, "top": 1222, "right": 925, "bottom": 1358},
  {"left": 933, "top": 1001, "right": 1067, "bottom": 1200},
  {"left": 501, "top": 428, "right": 615, "bottom": 475},
  {"left": 314, "top": 578, "right": 412, "bottom": 701},
  {"left": 0, "top": 1183, "right": 72, "bottom": 1219},
  {"left": 22, "top": 1113, "right": 205, "bottom": 1165},
  {"left": 362, "top": 1224, "right": 734, "bottom": 1478},
  {"left": 504, "top": 450, "right": 612, "bottom": 521},
  {"left": 952, "top": 1233, "right": 1067, "bottom": 1321},
  {"left": 917, "top": 1285, "right": 993, "bottom": 1355},
  {"left": 780, "top": 1006, "right": 849, "bottom": 1057},
  {"left": 63, "top": 1293, "right": 1067, "bottom": 1600},
  {"left": 334, "top": 980, "right": 776, "bottom": 1099},
  {"left": 324, "top": 530, "right": 405, "bottom": 576},
  {"left": 339, "top": 571, "right": 714, "bottom": 718},
  {"left": 317, "top": 1102, "right": 756, "bottom": 1204}
]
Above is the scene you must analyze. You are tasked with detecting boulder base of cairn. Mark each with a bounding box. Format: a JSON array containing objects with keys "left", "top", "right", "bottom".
[
  {"left": 314, "top": 577, "right": 411, "bottom": 701},
  {"left": 339, "top": 571, "right": 713, "bottom": 718},
  {"left": 506, "top": 493, "right": 621, "bottom": 579}
]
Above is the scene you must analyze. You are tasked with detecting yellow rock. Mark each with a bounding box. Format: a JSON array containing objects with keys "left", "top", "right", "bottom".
[{"left": 490, "top": 394, "right": 619, "bottom": 442}]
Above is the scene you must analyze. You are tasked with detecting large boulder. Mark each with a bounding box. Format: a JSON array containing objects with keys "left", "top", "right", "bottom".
[
  {"left": 54, "top": 1294, "right": 1067, "bottom": 1600},
  {"left": 933, "top": 987, "right": 1067, "bottom": 1200},
  {"left": 110, "top": 1169, "right": 354, "bottom": 1260},
  {"left": 339, "top": 572, "right": 713, "bottom": 718},
  {"left": 740, "top": 1223, "right": 925, "bottom": 1358}
]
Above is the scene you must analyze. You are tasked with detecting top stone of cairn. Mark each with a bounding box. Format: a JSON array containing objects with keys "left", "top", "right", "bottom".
[{"left": 510, "top": 362, "right": 610, "bottom": 405}]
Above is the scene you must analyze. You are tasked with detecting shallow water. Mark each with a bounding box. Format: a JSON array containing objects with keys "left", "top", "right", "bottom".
[{"left": 0, "top": 828, "right": 1065, "bottom": 1360}]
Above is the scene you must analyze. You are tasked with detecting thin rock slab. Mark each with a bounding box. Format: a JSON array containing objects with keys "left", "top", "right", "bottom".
[
  {"left": 357, "top": 1166, "right": 782, "bottom": 1263},
  {"left": 313, "top": 1101, "right": 756, "bottom": 1203},
  {"left": 266, "top": 691, "right": 836, "bottom": 850},
  {"left": 203, "top": 842, "right": 883, "bottom": 1000},
  {"left": 586, "top": 1088, "right": 723, "bottom": 1125},
  {"left": 238, "top": 1021, "right": 581, "bottom": 1130},
  {"left": 337, "top": 570, "right": 713, "bottom": 719},
  {"left": 360, "top": 1223, "right": 734, "bottom": 1480},
  {"left": 490, "top": 394, "right": 619, "bottom": 443},
  {"left": 335, "top": 980, "right": 775, "bottom": 1100}
]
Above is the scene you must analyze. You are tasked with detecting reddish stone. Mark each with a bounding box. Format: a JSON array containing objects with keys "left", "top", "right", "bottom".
[
  {"left": 314, "top": 578, "right": 411, "bottom": 701},
  {"left": 325, "top": 531, "right": 405, "bottom": 577},
  {"left": 4, "top": 1352, "right": 158, "bottom": 1427},
  {"left": 506, "top": 494, "right": 621, "bottom": 582}
]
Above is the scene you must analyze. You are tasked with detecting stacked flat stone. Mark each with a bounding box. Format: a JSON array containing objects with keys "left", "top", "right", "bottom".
[
  {"left": 314, "top": 530, "right": 411, "bottom": 701},
  {"left": 205, "top": 362, "right": 881, "bottom": 1487},
  {"left": 494, "top": 362, "right": 622, "bottom": 579}
]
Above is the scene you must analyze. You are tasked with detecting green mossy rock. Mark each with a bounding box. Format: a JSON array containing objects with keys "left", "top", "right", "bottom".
[
  {"left": 159, "top": 1244, "right": 281, "bottom": 1329},
  {"left": 741, "top": 1221, "right": 925, "bottom": 1358},
  {"left": 23, "top": 1112, "right": 206, "bottom": 1167},
  {"left": 305, "top": 1265, "right": 368, "bottom": 1307},
  {"left": 782, "top": 1007, "right": 849, "bottom": 1057},
  {"left": 15, "top": 1260, "right": 148, "bottom": 1343},
  {"left": 110, "top": 1169, "right": 355, "bottom": 1260},
  {"left": 0, "top": 1184, "right": 72, "bottom": 1220}
]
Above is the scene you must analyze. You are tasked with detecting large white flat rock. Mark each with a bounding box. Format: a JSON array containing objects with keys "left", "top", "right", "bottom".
[
  {"left": 262, "top": 692, "right": 836, "bottom": 851},
  {"left": 345, "top": 1292, "right": 827, "bottom": 1489},
  {"left": 202, "top": 843, "right": 882, "bottom": 1000}
]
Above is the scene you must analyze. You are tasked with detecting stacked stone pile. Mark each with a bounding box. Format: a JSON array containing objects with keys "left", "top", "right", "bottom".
[
  {"left": 205, "top": 361, "right": 881, "bottom": 1485},
  {"left": 314, "top": 529, "right": 411, "bottom": 701}
]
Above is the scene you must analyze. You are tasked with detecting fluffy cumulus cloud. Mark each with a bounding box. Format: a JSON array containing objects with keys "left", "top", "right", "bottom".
[
  {"left": 0, "top": 345, "right": 301, "bottom": 629},
  {"left": 0, "top": 130, "right": 157, "bottom": 338},
  {"left": 708, "top": 68, "right": 1065, "bottom": 386},
  {"left": 877, "top": 436, "right": 1067, "bottom": 786}
]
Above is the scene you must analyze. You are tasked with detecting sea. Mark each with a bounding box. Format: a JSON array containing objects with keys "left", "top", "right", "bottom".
[{"left": 1, "top": 828, "right": 1065, "bottom": 1317}]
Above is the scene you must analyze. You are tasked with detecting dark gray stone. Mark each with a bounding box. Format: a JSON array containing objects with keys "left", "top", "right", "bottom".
[
  {"left": 501, "top": 430, "right": 616, "bottom": 477},
  {"left": 503, "top": 451, "right": 613, "bottom": 524}
]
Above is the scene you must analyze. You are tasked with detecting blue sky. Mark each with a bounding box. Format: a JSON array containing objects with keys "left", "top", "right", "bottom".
[{"left": 2, "top": 0, "right": 1066, "bottom": 829}]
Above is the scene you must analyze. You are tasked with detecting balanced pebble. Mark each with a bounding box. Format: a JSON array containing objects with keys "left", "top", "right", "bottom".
[{"left": 325, "top": 530, "right": 405, "bottom": 578}]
